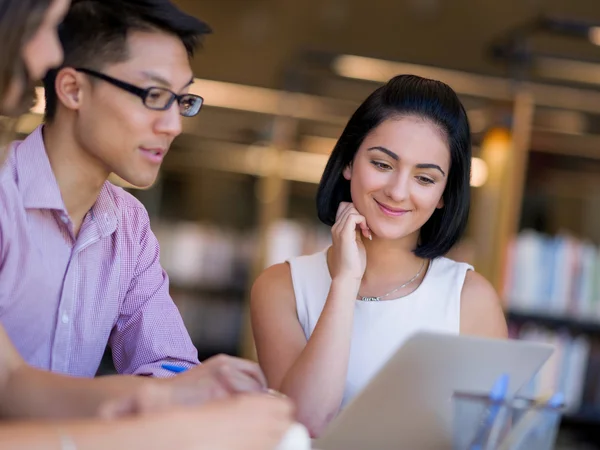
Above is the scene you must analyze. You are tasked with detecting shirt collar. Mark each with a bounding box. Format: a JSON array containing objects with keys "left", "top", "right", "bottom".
[{"left": 15, "top": 125, "right": 65, "bottom": 212}]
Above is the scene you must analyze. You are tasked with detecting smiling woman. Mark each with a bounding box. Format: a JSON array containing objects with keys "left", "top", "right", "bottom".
[{"left": 250, "top": 74, "right": 508, "bottom": 438}]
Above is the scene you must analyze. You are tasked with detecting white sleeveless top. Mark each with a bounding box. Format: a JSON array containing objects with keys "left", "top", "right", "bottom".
[{"left": 288, "top": 249, "right": 473, "bottom": 407}]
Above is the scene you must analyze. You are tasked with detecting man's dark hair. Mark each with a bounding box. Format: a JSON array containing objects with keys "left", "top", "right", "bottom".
[{"left": 43, "top": 0, "right": 211, "bottom": 121}]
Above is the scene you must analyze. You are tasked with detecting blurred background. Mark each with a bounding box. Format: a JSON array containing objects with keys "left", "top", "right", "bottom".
[{"left": 17, "top": 0, "right": 600, "bottom": 447}]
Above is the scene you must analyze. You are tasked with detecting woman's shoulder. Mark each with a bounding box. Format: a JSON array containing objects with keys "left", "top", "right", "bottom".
[
  {"left": 251, "top": 250, "right": 329, "bottom": 304},
  {"left": 437, "top": 256, "right": 498, "bottom": 314},
  {"left": 461, "top": 269, "right": 496, "bottom": 300},
  {"left": 459, "top": 269, "right": 508, "bottom": 338},
  {"left": 434, "top": 255, "right": 474, "bottom": 272},
  {"left": 251, "top": 262, "right": 295, "bottom": 304},
  {"left": 428, "top": 256, "right": 507, "bottom": 338}
]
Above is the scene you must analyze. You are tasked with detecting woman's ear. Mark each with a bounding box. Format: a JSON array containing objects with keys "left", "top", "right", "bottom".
[{"left": 343, "top": 164, "right": 352, "bottom": 181}]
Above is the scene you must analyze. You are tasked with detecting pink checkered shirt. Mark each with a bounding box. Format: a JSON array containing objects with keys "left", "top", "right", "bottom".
[{"left": 0, "top": 126, "right": 199, "bottom": 377}]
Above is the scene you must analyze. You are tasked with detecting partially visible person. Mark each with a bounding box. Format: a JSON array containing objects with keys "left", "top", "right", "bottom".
[{"left": 251, "top": 74, "right": 508, "bottom": 437}]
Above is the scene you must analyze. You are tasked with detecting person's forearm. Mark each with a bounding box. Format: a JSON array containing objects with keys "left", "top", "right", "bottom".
[
  {"left": 0, "top": 325, "right": 158, "bottom": 420},
  {"left": 0, "top": 422, "right": 64, "bottom": 450},
  {"left": 279, "top": 277, "right": 359, "bottom": 437},
  {"left": 0, "top": 365, "right": 156, "bottom": 419},
  {"left": 0, "top": 414, "right": 171, "bottom": 450}
]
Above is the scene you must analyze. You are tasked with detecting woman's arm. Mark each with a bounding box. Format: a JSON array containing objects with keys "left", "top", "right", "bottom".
[
  {"left": 251, "top": 203, "right": 370, "bottom": 437},
  {"left": 251, "top": 263, "right": 359, "bottom": 437}
]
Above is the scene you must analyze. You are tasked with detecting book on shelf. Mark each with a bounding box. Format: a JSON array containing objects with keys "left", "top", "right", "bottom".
[{"left": 504, "top": 229, "right": 600, "bottom": 320}]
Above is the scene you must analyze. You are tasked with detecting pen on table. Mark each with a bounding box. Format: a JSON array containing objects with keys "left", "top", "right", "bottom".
[{"left": 161, "top": 363, "right": 189, "bottom": 373}]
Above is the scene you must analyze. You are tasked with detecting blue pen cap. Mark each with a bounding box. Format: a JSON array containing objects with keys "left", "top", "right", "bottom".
[
  {"left": 546, "top": 392, "right": 564, "bottom": 409},
  {"left": 489, "top": 373, "right": 510, "bottom": 402}
]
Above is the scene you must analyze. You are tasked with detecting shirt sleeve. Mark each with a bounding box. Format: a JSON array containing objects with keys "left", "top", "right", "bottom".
[{"left": 109, "top": 212, "right": 200, "bottom": 376}]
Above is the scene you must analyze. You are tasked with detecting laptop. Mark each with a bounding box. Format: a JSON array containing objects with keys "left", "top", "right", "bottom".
[{"left": 314, "top": 331, "right": 554, "bottom": 450}]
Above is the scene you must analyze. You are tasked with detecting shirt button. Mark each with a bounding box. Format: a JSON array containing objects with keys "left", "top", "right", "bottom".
[
  {"left": 60, "top": 214, "right": 69, "bottom": 224},
  {"left": 61, "top": 313, "right": 69, "bottom": 324}
]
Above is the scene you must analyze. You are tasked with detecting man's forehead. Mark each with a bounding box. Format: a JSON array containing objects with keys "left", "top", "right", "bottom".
[{"left": 120, "top": 32, "right": 191, "bottom": 76}]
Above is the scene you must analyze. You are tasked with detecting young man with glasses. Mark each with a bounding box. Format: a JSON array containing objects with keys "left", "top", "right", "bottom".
[{"left": 0, "top": 0, "right": 268, "bottom": 396}]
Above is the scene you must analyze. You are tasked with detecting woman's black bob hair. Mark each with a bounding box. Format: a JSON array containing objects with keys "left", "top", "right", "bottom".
[{"left": 316, "top": 74, "right": 471, "bottom": 260}]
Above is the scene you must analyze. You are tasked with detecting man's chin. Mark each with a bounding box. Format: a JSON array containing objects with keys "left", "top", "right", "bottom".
[{"left": 107, "top": 173, "right": 157, "bottom": 190}]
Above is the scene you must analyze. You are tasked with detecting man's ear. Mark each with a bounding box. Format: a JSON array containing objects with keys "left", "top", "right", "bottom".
[{"left": 53, "top": 68, "right": 86, "bottom": 113}]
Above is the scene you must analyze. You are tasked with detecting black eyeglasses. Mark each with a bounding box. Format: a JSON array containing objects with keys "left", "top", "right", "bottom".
[{"left": 75, "top": 68, "right": 204, "bottom": 117}]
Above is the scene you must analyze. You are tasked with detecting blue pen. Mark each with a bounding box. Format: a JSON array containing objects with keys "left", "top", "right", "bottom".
[
  {"left": 161, "top": 363, "right": 188, "bottom": 374},
  {"left": 468, "top": 373, "right": 510, "bottom": 450}
]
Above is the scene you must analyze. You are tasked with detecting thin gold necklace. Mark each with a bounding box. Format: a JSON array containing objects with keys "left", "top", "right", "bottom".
[{"left": 357, "top": 259, "right": 427, "bottom": 302}]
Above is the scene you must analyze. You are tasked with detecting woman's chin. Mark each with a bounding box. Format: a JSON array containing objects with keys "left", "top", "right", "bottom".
[
  {"left": 367, "top": 223, "right": 418, "bottom": 242},
  {"left": 367, "top": 229, "right": 403, "bottom": 241}
]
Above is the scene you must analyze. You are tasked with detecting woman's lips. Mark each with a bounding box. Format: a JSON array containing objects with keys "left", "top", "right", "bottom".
[{"left": 375, "top": 200, "right": 409, "bottom": 217}]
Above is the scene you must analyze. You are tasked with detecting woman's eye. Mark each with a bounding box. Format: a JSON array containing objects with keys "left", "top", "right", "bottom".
[
  {"left": 417, "top": 176, "right": 435, "bottom": 185},
  {"left": 371, "top": 161, "right": 392, "bottom": 170}
]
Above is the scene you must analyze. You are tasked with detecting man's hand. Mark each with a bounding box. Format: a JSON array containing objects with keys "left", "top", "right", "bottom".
[
  {"left": 182, "top": 354, "right": 266, "bottom": 391},
  {"left": 98, "top": 355, "right": 268, "bottom": 418}
]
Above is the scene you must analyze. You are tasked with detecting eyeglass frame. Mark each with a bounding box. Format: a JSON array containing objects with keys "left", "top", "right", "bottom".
[{"left": 74, "top": 67, "right": 204, "bottom": 117}]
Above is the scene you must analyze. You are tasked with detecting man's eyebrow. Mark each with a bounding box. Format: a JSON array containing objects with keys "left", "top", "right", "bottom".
[{"left": 139, "top": 71, "right": 194, "bottom": 90}]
